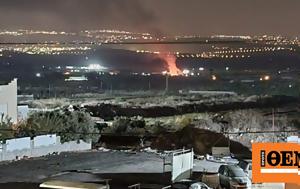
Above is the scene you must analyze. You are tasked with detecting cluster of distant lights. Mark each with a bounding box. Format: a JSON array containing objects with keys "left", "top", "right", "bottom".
[
  {"left": 174, "top": 35, "right": 251, "bottom": 40},
  {"left": 252, "top": 35, "right": 300, "bottom": 45},
  {"left": 180, "top": 70, "right": 295, "bottom": 88},
  {"left": 0, "top": 29, "right": 150, "bottom": 37},
  {"left": 135, "top": 45, "right": 297, "bottom": 60},
  {"left": 214, "top": 46, "right": 295, "bottom": 54},
  {"left": 36, "top": 64, "right": 296, "bottom": 88},
  {"left": 136, "top": 50, "right": 161, "bottom": 54},
  {"left": 173, "top": 35, "right": 300, "bottom": 46},
  {"left": 82, "top": 32, "right": 155, "bottom": 43},
  {"left": 180, "top": 68, "right": 219, "bottom": 81},
  {"left": 135, "top": 50, "right": 214, "bottom": 59},
  {"left": 260, "top": 75, "right": 270, "bottom": 81},
  {"left": 83, "top": 34, "right": 153, "bottom": 43},
  {"left": 81, "top": 29, "right": 150, "bottom": 36},
  {"left": 0, "top": 29, "right": 75, "bottom": 36},
  {"left": 209, "top": 46, "right": 296, "bottom": 59},
  {"left": 0, "top": 45, "right": 91, "bottom": 55},
  {"left": 182, "top": 68, "right": 204, "bottom": 76},
  {"left": 0, "top": 29, "right": 156, "bottom": 44},
  {"left": 131, "top": 72, "right": 151, "bottom": 76},
  {"left": 1, "top": 30, "right": 300, "bottom": 45},
  {"left": 211, "top": 35, "right": 251, "bottom": 40},
  {"left": 54, "top": 64, "right": 107, "bottom": 74},
  {"left": 35, "top": 64, "right": 110, "bottom": 79},
  {"left": 180, "top": 68, "right": 274, "bottom": 83},
  {"left": 82, "top": 29, "right": 152, "bottom": 39},
  {"left": 1, "top": 29, "right": 299, "bottom": 60},
  {"left": 135, "top": 49, "right": 251, "bottom": 59}
]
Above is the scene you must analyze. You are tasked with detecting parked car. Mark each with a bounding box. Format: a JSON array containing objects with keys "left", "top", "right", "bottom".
[
  {"left": 238, "top": 159, "right": 252, "bottom": 180},
  {"left": 172, "top": 179, "right": 212, "bottom": 189},
  {"left": 218, "top": 165, "right": 251, "bottom": 189}
]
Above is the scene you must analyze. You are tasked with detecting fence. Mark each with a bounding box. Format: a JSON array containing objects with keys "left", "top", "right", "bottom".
[
  {"left": 171, "top": 149, "right": 194, "bottom": 182},
  {"left": 0, "top": 134, "right": 91, "bottom": 161}
]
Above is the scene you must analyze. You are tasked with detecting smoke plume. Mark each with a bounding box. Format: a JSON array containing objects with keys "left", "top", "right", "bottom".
[
  {"left": 158, "top": 54, "right": 182, "bottom": 76},
  {"left": 0, "top": 0, "right": 162, "bottom": 34}
]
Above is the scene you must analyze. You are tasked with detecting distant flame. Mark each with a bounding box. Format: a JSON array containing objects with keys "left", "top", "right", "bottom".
[{"left": 159, "top": 54, "right": 182, "bottom": 76}]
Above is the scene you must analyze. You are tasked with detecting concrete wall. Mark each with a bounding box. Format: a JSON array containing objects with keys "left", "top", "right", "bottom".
[
  {"left": 212, "top": 147, "right": 230, "bottom": 157},
  {"left": 33, "top": 134, "right": 57, "bottom": 147},
  {"left": 6, "top": 137, "right": 31, "bottom": 152},
  {"left": 172, "top": 149, "right": 194, "bottom": 182},
  {"left": 0, "top": 79, "right": 18, "bottom": 123},
  {"left": 287, "top": 136, "right": 299, "bottom": 143},
  {"left": 0, "top": 135, "right": 91, "bottom": 161}
]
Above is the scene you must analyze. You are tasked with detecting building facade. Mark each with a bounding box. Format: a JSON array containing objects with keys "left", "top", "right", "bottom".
[{"left": 0, "top": 79, "right": 18, "bottom": 123}]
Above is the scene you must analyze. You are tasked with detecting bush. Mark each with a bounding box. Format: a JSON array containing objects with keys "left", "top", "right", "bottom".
[
  {"left": 111, "top": 117, "right": 131, "bottom": 134},
  {"left": 0, "top": 114, "right": 14, "bottom": 142},
  {"left": 147, "top": 121, "right": 168, "bottom": 134},
  {"left": 16, "top": 110, "right": 99, "bottom": 143},
  {"left": 105, "top": 116, "right": 146, "bottom": 135}
]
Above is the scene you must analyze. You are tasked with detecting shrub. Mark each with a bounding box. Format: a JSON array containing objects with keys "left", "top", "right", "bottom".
[
  {"left": 16, "top": 110, "right": 99, "bottom": 143},
  {"left": 0, "top": 114, "right": 14, "bottom": 142}
]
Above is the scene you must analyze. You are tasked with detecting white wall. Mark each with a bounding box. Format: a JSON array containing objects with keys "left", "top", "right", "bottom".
[
  {"left": 33, "top": 134, "right": 57, "bottom": 147},
  {"left": 287, "top": 136, "right": 299, "bottom": 143},
  {"left": 212, "top": 147, "right": 230, "bottom": 157},
  {"left": 172, "top": 149, "right": 194, "bottom": 182},
  {"left": 0, "top": 79, "right": 18, "bottom": 123},
  {"left": 0, "top": 135, "right": 91, "bottom": 161},
  {"left": 6, "top": 137, "right": 31, "bottom": 152}
]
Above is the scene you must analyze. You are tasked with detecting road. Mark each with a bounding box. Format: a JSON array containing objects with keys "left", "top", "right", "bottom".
[
  {"left": 0, "top": 150, "right": 285, "bottom": 189},
  {"left": 0, "top": 151, "right": 164, "bottom": 183}
]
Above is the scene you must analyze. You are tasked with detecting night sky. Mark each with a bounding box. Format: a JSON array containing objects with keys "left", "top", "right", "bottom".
[{"left": 0, "top": 0, "right": 299, "bottom": 37}]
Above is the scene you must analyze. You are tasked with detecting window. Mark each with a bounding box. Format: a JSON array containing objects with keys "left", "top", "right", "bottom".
[
  {"left": 248, "top": 165, "right": 252, "bottom": 170},
  {"left": 218, "top": 165, "right": 225, "bottom": 174}
]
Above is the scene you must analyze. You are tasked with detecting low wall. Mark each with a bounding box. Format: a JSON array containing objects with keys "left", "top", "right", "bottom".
[{"left": 0, "top": 135, "right": 91, "bottom": 161}]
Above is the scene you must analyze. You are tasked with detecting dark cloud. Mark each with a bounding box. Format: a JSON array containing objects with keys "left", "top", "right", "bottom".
[
  {"left": 0, "top": 0, "right": 299, "bottom": 36},
  {"left": 0, "top": 0, "right": 158, "bottom": 32}
]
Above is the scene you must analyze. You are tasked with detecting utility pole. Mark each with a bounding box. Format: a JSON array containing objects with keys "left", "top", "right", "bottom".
[
  {"left": 228, "top": 132, "right": 231, "bottom": 150},
  {"left": 148, "top": 80, "right": 151, "bottom": 91},
  {"left": 165, "top": 74, "right": 169, "bottom": 92},
  {"left": 48, "top": 84, "right": 51, "bottom": 98}
]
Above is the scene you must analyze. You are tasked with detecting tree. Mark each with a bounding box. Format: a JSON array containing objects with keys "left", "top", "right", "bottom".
[
  {"left": 111, "top": 117, "right": 131, "bottom": 134},
  {"left": 59, "top": 111, "right": 98, "bottom": 143},
  {"left": 17, "top": 111, "right": 65, "bottom": 138},
  {"left": 105, "top": 117, "right": 146, "bottom": 136},
  {"left": 17, "top": 110, "right": 99, "bottom": 143}
]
